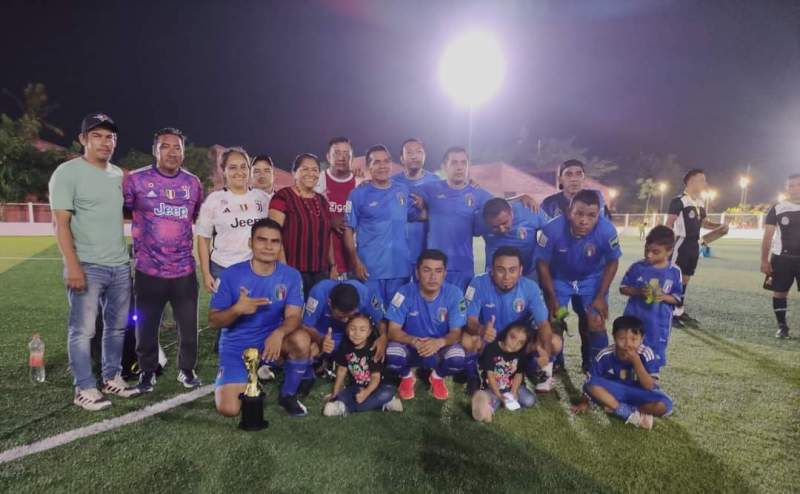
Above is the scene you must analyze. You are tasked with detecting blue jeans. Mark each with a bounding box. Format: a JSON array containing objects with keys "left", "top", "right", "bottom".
[
  {"left": 67, "top": 263, "right": 131, "bottom": 390},
  {"left": 336, "top": 383, "right": 397, "bottom": 413}
]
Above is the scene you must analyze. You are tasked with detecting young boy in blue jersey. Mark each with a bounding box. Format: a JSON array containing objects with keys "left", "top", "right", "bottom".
[
  {"left": 392, "top": 138, "right": 441, "bottom": 275},
  {"left": 322, "top": 313, "right": 403, "bottom": 416},
  {"left": 471, "top": 322, "right": 537, "bottom": 423},
  {"left": 345, "top": 144, "right": 417, "bottom": 305},
  {"left": 536, "top": 189, "right": 622, "bottom": 373},
  {"left": 209, "top": 218, "right": 310, "bottom": 418},
  {"left": 477, "top": 198, "right": 547, "bottom": 278},
  {"left": 385, "top": 249, "right": 467, "bottom": 401},
  {"left": 574, "top": 316, "right": 673, "bottom": 430},
  {"left": 619, "top": 226, "right": 683, "bottom": 371},
  {"left": 462, "top": 247, "right": 562, "bottom": 394}
]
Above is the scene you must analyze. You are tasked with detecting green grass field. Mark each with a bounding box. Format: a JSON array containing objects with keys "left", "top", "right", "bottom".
[{"left": 0, "top": 236, "right": 798, "bottom": 493}]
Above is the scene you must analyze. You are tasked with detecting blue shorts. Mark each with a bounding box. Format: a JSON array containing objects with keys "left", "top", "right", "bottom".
[
  {"left": 215, "top": 331, "right": 280, "bottom": 387},
  {"left": 554, "top": 278, "right": 605, "bottom": 316},
  {"left": 584, "top": 376, "right": 673, "bottom": 414},
  {"left": 643, "top": 324, "right": 670, "bottom": 370}
]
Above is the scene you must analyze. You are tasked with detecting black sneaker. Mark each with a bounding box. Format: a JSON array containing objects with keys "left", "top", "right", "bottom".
[
  {"left": 776, "top": 324, "right": 790, "bottom": 339},
  {"left": 465, "top": 378, "right": 481, "bottom": 396},
  {"left": 278, "top": 394, "right": 308, "bottom": 417},
  {"left": 297, "top": 378, "right": 315, "bottom": 398},
  {"left": 177, "top": 369, "right": 202, "bottom": 389},
  {"left": 137, "top": 371, "right": 156, "bottom": 393},
  {"left": 681, "top": 313, "right": 700, "bottom": 328},
  {"left": 672, "top": 316, "right": 686, "bottom": 329}
]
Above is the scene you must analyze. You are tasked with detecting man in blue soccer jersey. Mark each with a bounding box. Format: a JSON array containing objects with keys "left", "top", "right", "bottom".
[
  {"left": 540, "top": 159, "right": 609, "bottom": 221},
  {"left": 619, "top": 225, "right": 683, "bottom": 371},
  {"left": 412, "top": 146, "right": 493, "bottom": 291},
  {"left": 461, "top": 246, "right": 562, "bottom": 394},
  {"left": 209, "top": 218, "right": 311, "bottom": 418},
  {"left": 536, "top": 189, "right": 622, "bottom": 373},
  {"left": 573, "top": 316, "right": 673, "bottom": 430},
  {"left": 477, "top": 197, "right": 547, "bottom": 278},
  {"left": 345, "top": 145, "right": 416, "bottom": 305},
  {"left": 385, "top": 249, "right": 467, "bottom": 401},
  {"left": 392, "top": 138, "right": 440, "bottom": 273}
]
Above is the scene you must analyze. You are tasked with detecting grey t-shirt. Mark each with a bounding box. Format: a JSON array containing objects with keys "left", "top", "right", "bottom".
[{"left": 48, "top": 157, "right": 128, "bottom": 266}]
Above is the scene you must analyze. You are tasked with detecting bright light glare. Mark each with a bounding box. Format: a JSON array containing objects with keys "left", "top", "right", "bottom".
[
  {"left": 709, "top": 189, "right": 718, "bottom": 200},
  {"left": 608, "top": 188, "right": 619, "bottom": 199},
  {"left": 739, "top": 176, "right": 751, "bottom": 189},
  {"left": 778, "top": 193, "right": 787, "bottom": 202},
  {"left": 439, "top": 31, "right": 506, "bottom": 107},
  {"left": 658, "top": 182, "right": 668, "bottom": 192}
]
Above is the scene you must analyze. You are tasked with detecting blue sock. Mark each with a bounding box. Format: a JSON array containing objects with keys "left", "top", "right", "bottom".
[
  {"left": 464, "top": 353, "right": 479, "bottom": 381},
  {"left": 302, "top": 363, "right": 315, "bottom": 381},
  {"left": 589, "top": 330, "right": 609, "bottom": 362},
  {"left": 613, "top": 402, "right": 635, "bottom": 421},
  {"left": 281, "top": 359, "right": 310, "bottom": 397}
]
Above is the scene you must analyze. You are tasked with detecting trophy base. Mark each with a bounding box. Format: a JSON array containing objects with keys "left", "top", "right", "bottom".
[{"left": 238, "top": 392, "right": 268, "bottom": 431}]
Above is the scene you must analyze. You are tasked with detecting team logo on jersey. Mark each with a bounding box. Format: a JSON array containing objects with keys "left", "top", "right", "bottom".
[
  {"left": 146, "top": 190, "right": 157, "bottom": 198},
  {"left": 518, "top": 227, "right": 527, "bottom": 240},
  {"left": 458, "top": 298, "right": 467, "bottom": 314},
  {"left": 465, "top": 193, "right": 474, "bottom": 207},
  {"left": 688, "top": 209, "right": 696, "bottom": 219},
  {"left": 255, "top": 201, "right": 264, "bottom": 213},
  {"left": 275, "top": 284, "right": 287, "bottom": 301},
  {"left": 239, "top": 203, "right": 249, "bottom": 212},
  {"left": 437, "top": 307, "right": 448, "bottom": 322},
  {"left": 165, "top": 189, "right": 176, "bottom": 200},
  {"left": 181, "top": 185, "right": 191, "bottom": 199},
  {"left": 465, "top": 286, "right": 476, "bottom": 302},
  {"left": 513, "top": 297, "right": 526, "bottom": 313},
  {"left": 584, "top": 243, "right": 597, "bottom": 258},
  {"left": 391, "top": 292, "right": 405, "bottom": 308},
  {"left": 305, "top": 297, "right": 319, "bottom": 314},
  {"left": 663, "top": 280, "right": 673, "bottom": 294},
  {"left": 397, "top": 193, "right": 406, "bottom": 206},
  {"left": 538, "top": 233, "right": 548, "bottom": 247},
  {"left": 620, "top": 369, "right": 628, "bottom": 381},
  {"left": 371, "top": 295, "right": 383, "bottom": 312},
  {"left": 609, "top": 236, "right": 620, "bottom": 249},
  {"left": 781, "top": 216, "right": 790, "bottom": 225}
]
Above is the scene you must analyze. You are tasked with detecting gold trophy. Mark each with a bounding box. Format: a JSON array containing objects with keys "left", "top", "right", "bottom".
[{"left": 238, "top": 347, "right": 268, "bottom": 431}]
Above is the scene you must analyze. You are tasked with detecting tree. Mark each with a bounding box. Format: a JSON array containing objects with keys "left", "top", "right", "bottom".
[
  {"left": 637, "top": 178, "right": 657, "bottom": 214},
  {"left": 118, "top": 148, "right": 153, "bottom": 170},
  {"left": 2, "top": 83, "right": 63, "bottom": 140},
  {"left": 183, "top": 145, "right": 215, "bottom": 188}
]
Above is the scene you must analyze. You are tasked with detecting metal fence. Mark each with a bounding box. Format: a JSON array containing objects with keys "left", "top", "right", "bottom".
[
  {"left": 0, "top": 203, "right": 53, "bottom": 223},
  {"left": 612, "top": 212, "right": 765, "bottom": 230}
]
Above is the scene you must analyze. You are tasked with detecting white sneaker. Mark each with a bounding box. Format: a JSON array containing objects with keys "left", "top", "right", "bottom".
[
  {"left": 74, "top": 388, "right": 112, "bottom": 411},
  {"left": 382, "top": 396, "right": 404, "bottom": 413},
  {"left": 535, "top": 377, "right": 555, "bottom": 393},
  {"left": 257, "top": 364, "right": 275, "bottom": 381},
  {"left": 323, "top": 400, "right": 347, "bottom": 417},
  {"left": 102, "top": 374, "right": 142, "bottom": 398},
  {"left": 625, "top": 411, "right": 654, "bottom": 430}
]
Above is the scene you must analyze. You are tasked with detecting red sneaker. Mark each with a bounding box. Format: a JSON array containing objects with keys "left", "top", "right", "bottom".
[
  {"left": 429, "top": 373, "right": 449, "bottom": 400},
  {"left": 398, "top": 373, "right": 416, "bottom": 400}
]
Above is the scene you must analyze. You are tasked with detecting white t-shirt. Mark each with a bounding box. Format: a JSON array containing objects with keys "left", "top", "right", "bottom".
[{"left": 196, "top": 188, "right": 270, "bottom": 268}]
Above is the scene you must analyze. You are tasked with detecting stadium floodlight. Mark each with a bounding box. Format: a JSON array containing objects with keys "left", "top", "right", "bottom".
[
  {"left": 608, "top": 188, "right": 619, "bottom": 200},
  {"left": 778, "top": 193, "right": 787, "bottom": 202},
  {"left": 739, "top": 176, "right": 751, "bottom": 205},
  {"left": 657, "top": 182, "right": 668, "bottom": 212}
]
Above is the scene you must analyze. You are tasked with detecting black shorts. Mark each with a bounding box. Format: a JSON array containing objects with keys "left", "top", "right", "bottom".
[
  {"left": 769, "top": 255, "right": 800, "bottom": 292},
  {"left": 673, "top": 237, "right": 700, "bottom": 277}
]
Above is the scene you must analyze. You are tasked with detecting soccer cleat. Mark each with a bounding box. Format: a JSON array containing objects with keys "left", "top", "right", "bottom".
[
  {"left": 672, "top": 316, "right": 686, "bottom": 329},
  {"left": 137, "top": 371, "right": 157, "bottom": 393},
  {"left": 74, "top": 388, "right": 112, "bottom": 411},
  {"left": 177, "top": 369, "right": 202, "bottom": 389},
  {"left": 297, "top": 378, "right": 315, "bottom": 398},
  {"left": 776, "top": 324, "right": 790, "bottom": 339},
  {"left": 625, "top": 410, "right": 654, "bottom": 430},
  {"left": 279, "top": 394, "right": 308, "bottom": 417},
  {"left": 257, "top": 364, "right": 275, "bottom": 381},
  {"left": 382, "top": 396, "right": 404, "bottom": 413},
  {"left": 102, "top": 374, "right": 142, "bottom": 398},
  {"left": 323, "top": 400, "right": 347, "bottom": 417},
  {"left": 429, "top": 373, "right": 449, "bottom": 400},
  {"left": 398, "top": 373, "right": 416, "bottom": 400},
  {"left": 465, "top": 378, "right": 481, "bottom": 397},
  {"left": 471, "top": 391, "right": 493, "bottom": 423},
  {"left": 680, "top": 313, "right": 700, "bottom": 328}
]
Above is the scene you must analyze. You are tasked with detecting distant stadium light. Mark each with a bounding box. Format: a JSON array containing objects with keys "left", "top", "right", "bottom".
[
  {"left": 439, "top": 30, "right": 506, "bottom": 107},
  {"left": 778, "top": 193, "right": 787, "bottom": 202},
  {"left": 608, "top": 188, "right": 619, "bottom": 199}
]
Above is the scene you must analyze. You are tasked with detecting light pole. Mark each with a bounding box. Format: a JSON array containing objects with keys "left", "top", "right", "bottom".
[
  {"left": 739, "top": 176, "right": 751, "bottom": 206},
  {"left": 658, "top": 182, "right": 668, "bottom": 212},
  {"left": 439, "top": 31, "right": 506, "bottom": 157}
]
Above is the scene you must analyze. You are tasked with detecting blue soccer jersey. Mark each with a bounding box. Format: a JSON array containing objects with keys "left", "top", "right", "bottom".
[
  {"left": 386, "top": 281, "right": 467, "bottom": 338},
  {"left": 589, "top": 344, "right": 661, "bottom": 384},
  {"left": 416, "top": 180, "right": 493, "bottom": 276},
  {"left": 476, "top": 201, "right": 546, "bottom": 276},
  {"left": 303, "top": 279, "right": 385, "bottom": 337},
  {"left": 392, "top": 171, "right": 441, "bottom": 267},
  {"left": 540, "top": 189, "right": 608, "bottom": 221},
  {"left": 210, "top": 261, "right": 304, "bottom": 353},
  {"left": 346, "top": 180, "right": 414, "bottom": 279},
  {"left": 535, "top": 215, "right": 622, "bottom": 283},
  {"left": 465, "top": 274, "right": 549, "bottom": 337}
]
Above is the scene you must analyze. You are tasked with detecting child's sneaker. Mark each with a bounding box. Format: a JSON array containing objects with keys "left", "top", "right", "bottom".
[
  {"left": 398, "top": 373, "right": 416, "bottom": 400},
  {"left": 471, "top": 390, "right": 493, "bottom": 423},
  {"left": 382, "top": 396, "right": 404, "bottom": 412},
  {"left": 626, "top": 410, "right": 654, "bottom": 430},
  {"left": 429, "top": 372, "right": 449, "bottom": 400},
  {"left": 74, "top": 388, "right": 112, "bottom": 411},
  {"left": 102, "top": 374, "right": 142, "bottom": 398},
  {"left": 323, "top": 400, "right": 347, "bottom": 417},
  {"left": 257, "top": 364, "right": 275, "bottom": 381},
  {"left": 535, "top": 376, "right": 555, "bottom": 393}
]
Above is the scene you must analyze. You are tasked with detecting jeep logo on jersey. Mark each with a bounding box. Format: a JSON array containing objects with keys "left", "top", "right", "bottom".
[
  {"left": 518, "top": 227, "right": 527, "bottom": 240},
  {"left": 513, "top": 298, "right": 526, "bottom": 313},
  {"left": 153, "top": 202, "right": 188, "bottom": 218},
  {"left": 230, "top": 217, "right": 258, "bottom": 228},
  {"left": 437, "top": 307, "right": 448, "bottom": 322},
  {"left": 275, "top": 284, "right": 287, "bottom": 301},
  {"left": 397, "top": 192, "right": 406, "bottom": 206},
  {"left": 584, "top": 243, "right": 597, "bottom": 257},
  {"left": 465, "top": 193, "right": 474, "bottom": 207}
]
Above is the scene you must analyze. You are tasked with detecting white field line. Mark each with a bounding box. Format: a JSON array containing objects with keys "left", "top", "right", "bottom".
[{"left": 0, "top": 384, "right": 214, "bottom": 465}]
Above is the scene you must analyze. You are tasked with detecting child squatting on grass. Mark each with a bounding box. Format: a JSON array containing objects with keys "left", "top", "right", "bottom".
[
  {"left": 472, "top": 321, "right": 537, "bottom": 423},
  {"left": 572, "top": 315, "right": 673, "bottom": 430},
  {"left": 323, "top": 313, "right": 403, "bottom": 416}
]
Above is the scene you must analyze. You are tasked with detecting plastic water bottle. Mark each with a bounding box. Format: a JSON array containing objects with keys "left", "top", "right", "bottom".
[{"left": 29, "top": 334, "right": 45, "bottom": 383}]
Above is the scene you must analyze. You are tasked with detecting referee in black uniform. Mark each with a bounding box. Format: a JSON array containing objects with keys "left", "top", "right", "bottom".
[
  {"left": 761, "top": 173, "right": 800, "bottom": 338},
  {"left": 666, "top": 169, "right": 724, "bottom": 328}
]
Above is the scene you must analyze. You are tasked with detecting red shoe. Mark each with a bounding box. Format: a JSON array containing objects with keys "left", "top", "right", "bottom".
[
  {"left": 429, "top": 373, "right": 449, "bottom": 400},
  {"left": 398, "top": 373, "right": 416, "bottom": 400}
]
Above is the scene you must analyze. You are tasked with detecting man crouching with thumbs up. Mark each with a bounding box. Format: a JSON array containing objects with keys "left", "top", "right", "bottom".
[{"left": 209, "top": 218, "right": 311, "bottom": 418}]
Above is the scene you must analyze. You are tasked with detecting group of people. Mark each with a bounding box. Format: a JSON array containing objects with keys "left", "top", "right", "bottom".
[{"left": 48, "top": 112, "right": 797, "bottom": 431}]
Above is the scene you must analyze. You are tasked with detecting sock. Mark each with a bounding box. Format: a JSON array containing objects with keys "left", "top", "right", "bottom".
[
  {"left": 302, "top": 364, "right": 315, "bottom": 380},
  {"left": 281, "top": 359, "right": 310, "bottom": 397},
  {"left": 773, "top": 297, "right": 788, "bottom": 326},
  {"left": 542, "top": 362, "right": 554, "bottom": 378},
  {"left": 589, "top": 330, "right": 609, "bottom": 362},
  {"left": 613, "top": 402, "right": 635, "bottom": 421},
  {"left": 430, "top": 370, "right": 443, "bottom": 380},
  {"left": 464, "top": 353, "right": 479, "bottom": 381},
  {"left": 674, "top": 285, "right": 688, "bottom": 316}
]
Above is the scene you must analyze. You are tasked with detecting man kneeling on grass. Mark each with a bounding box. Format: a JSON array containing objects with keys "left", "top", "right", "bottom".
[
  {"left": 209, "top": 218, "right": 312, "bottom": 418},
  {"left": 572, "top": 315, "right": 673, "bottom": 430}
]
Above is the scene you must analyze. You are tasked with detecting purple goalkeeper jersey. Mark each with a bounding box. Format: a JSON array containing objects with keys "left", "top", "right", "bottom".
[{"left": 123, "top": 165, "right": 204, "bottom": 278}]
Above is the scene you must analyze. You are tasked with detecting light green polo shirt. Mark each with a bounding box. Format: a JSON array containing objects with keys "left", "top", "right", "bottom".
[{"left": 48, "top": 157, "right": 128, "bottom": 266}]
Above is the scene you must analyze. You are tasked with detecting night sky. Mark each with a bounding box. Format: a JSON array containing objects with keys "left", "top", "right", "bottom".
[{"left": 2, "top": 0, "right": 799, "bottom": 203}]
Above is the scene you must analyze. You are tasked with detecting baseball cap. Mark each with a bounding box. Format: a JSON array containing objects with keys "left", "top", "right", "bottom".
[
  {"left": 559, "top": 159, "right": 585, "bottom": 176},
  {"left": 80, "top": 113, "right": 118, "bottom": 134}
]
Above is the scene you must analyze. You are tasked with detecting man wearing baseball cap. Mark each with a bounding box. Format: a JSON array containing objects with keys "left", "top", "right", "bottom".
[
  {"left": 540, "top": 159, "right": 610, "bottom": 221},
  {"left": 49, "top": 113, "right": 141, "bottom": 411}
]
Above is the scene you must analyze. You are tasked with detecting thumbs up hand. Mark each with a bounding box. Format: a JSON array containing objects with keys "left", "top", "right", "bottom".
[
  {"left": 322, "top": 327, "right": 335, "bottom": 354},
  {"left": 484, "top": 315, "right": 497, "bottom": 343}
]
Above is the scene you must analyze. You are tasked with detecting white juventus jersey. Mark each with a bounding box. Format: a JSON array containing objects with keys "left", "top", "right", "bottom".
[
  {"left": 195, "top": 188, "right": 270, "bottom": 267},
  {"left": 766, "top": 200, "right": 800, "bottom": 256}
]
